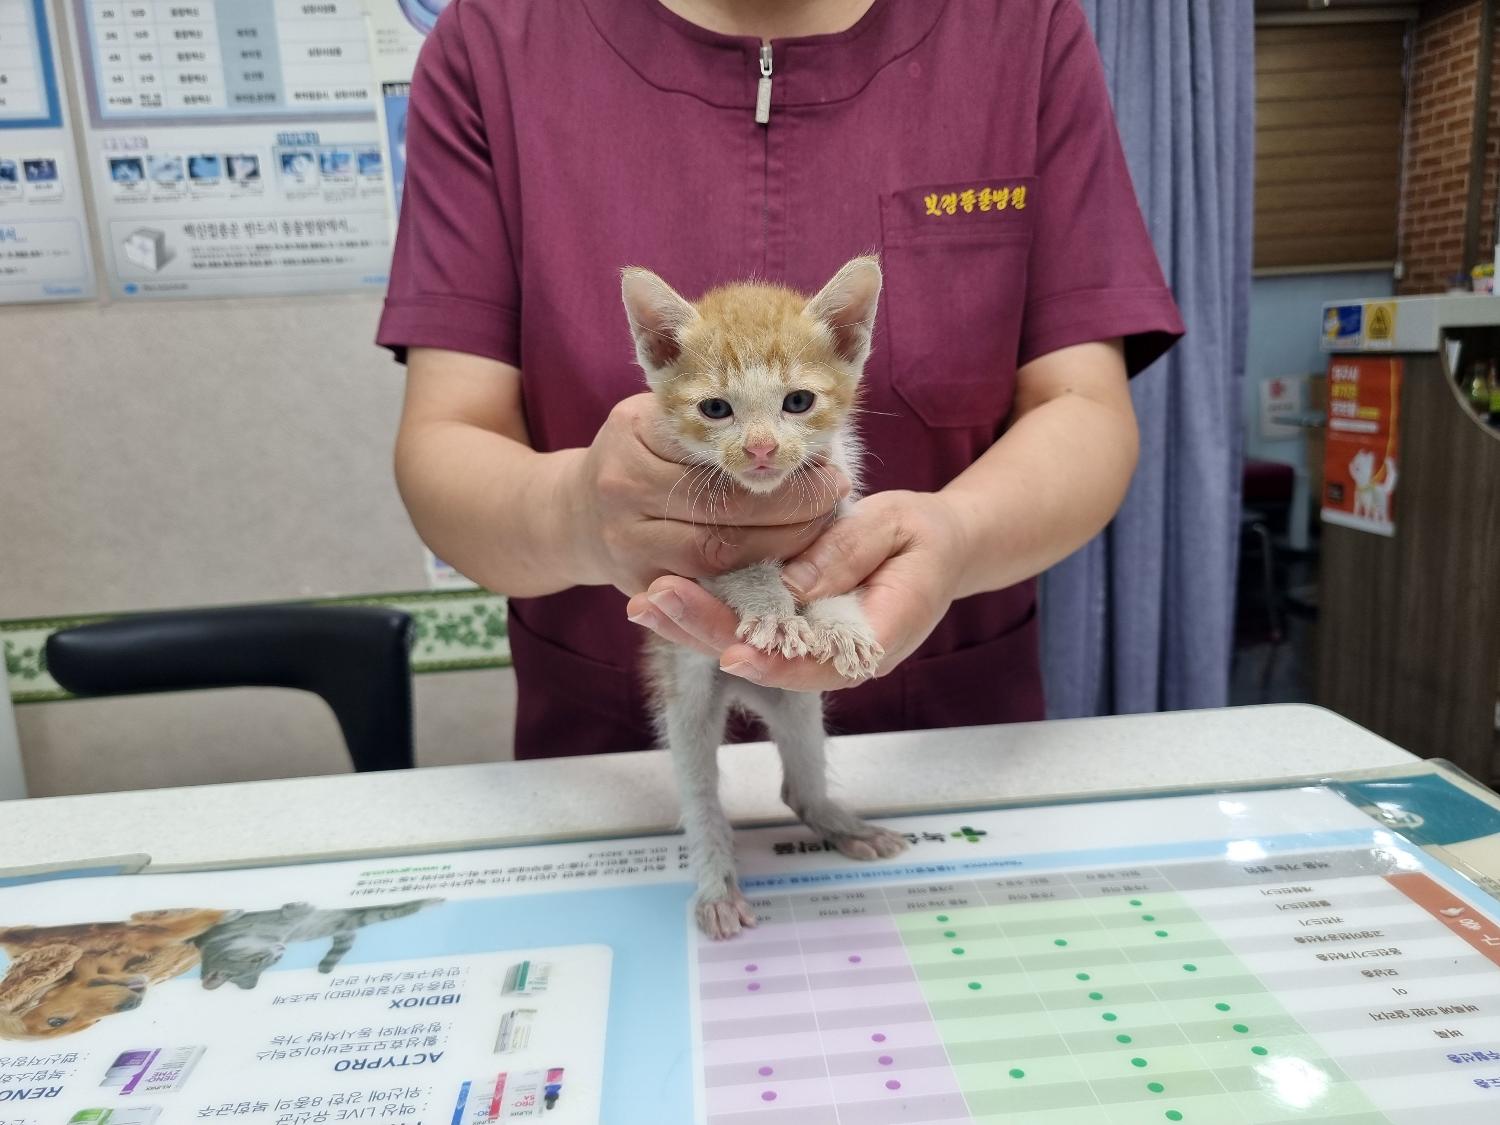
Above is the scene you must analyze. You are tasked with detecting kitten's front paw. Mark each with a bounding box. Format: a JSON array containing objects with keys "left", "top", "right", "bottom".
[
  {"left": 695, "top": 890, "right": 758, "bottom": 941},
  {"left": 808, "top": 619, "right": 883, "bottom": 680},
  {"left": 737, "top": 613, "right": 814, "bottom": 660}
]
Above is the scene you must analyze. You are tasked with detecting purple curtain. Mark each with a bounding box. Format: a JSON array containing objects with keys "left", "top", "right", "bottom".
[{"left": 1042, "top": 0, "right": 1254, "bottom": 716}]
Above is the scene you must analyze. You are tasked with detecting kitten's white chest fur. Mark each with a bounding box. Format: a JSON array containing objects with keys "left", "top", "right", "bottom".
[{"left": 623, "top": 257, "right": 909, "bottom": 940}]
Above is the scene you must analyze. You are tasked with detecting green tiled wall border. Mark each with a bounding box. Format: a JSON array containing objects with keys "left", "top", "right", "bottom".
[{"left": 2, "top": 590, "right": 509, "bottom": 704}]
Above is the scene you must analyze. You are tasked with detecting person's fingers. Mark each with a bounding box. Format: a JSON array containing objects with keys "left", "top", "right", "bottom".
[
  {"left": 698, "top": 520, "right": 843, "bottom": 574},
  {"left": 646, "top": 462, "right": 850, "bottom": 527},
  {"left": 625, "top": 594, "right": 720, "bottom": 658},
  {"left": 855, "top": 585, "right": 934, "bottom": 668},
  {"left": 641, "top": 575, "right": 742, "bottom": 651},
  {"left": 782, "top": 509, "right": 901, "bottom": 602},
  {"left": 717, "top": 642, "right": 854, "bottom": 692},
  {"left": 713, "top": 465, "right": 851, "bottom": 526},
  {"left": 642, "top": 519, "right": 840, "bottom": 580}
]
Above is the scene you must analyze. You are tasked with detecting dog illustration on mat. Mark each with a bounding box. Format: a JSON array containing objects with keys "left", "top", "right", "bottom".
[
  {"left": 192, "top": 899, "right": 444, "bottom": 990},
  {"left": 0, "top": 897, "right": 443, "bottom": 1037},
  {"left": 0, "top": 907, "right": 229, "bottom": 1039}
]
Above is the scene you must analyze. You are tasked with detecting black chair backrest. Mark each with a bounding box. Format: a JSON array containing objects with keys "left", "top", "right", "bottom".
[{"left": 46, "top": 605, "right": 415, "bottom": 772}]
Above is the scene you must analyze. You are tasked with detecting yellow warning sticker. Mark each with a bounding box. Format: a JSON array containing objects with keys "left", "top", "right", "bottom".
[{"left": 1364, "top": 301, "right": 1396, "bottom": 348}]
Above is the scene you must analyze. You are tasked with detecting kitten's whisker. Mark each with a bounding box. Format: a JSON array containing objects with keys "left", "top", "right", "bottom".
[
  {"left": 797, "top": 465, "right": 831, "bottom": 522},
  {"left": 697, "top": 467, "right": 732, "bottom": 534},
  {"left": 687, "top": 467, "right": 717, "bottom": 524},
  {"left": 682, "top": 462, "right": 708, "bottom": 512},
  {"left": 792, "top": 466, "right": 811, "bottom": 504},
  {"left": 666, "top": 461, "right": 714, "bottom": 520},
  {"left": 812, "top": 463, "right": 842, "bottom": 509},
  {"left": 787, "top": 332, "right": 823, "bottom": 368}
]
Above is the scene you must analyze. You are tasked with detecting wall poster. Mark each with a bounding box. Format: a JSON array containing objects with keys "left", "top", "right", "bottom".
[
  {"left": 62, "top": 0, "right": 392, "bottom": 298},
  {"left": 365, "top": 0, "right": 445, "bottom": 227},
  {"left": 1321, "top": 355, "right": 1402, "bottom": 537},
  {"left": 0, "top": 0, "right": 96, "bottom": 302}
]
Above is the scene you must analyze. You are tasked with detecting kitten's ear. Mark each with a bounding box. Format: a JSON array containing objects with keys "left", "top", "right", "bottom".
[
  {"left": 621, "top": 268, "right": 699, "bottom": 383},
  {"left": 805, "top": 255, "right": 882, "bottom": 370}
]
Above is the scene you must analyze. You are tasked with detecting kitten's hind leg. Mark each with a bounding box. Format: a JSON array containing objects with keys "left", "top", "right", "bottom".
[
  {"left": 738, "top": 684, "right": 907, "bottom": 862},
  {"left": 804, "top": 593, "right": 883, "bottom": 681},
  {"left": 660, "top": 652, "right": 754, "bottom": 940}
]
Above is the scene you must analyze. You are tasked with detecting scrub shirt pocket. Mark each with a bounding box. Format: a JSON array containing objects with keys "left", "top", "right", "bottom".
[{"left": 879, "top": 180, "right": 1034, "bottom": 429}]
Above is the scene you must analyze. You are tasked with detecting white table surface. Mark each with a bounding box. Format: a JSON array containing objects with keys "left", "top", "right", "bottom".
[{"left": 0, "top": 705, "right": 1417, "bottom": 874}]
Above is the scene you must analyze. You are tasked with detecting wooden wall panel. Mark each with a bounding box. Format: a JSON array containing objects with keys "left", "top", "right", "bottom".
[{"left": 1318, "top": 351, "right": 1500, "bottom": 778}]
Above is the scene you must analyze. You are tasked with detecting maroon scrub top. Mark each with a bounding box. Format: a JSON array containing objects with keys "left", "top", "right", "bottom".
[{"left": 377, "top": 0, "right": 1185, "bottom": 758}]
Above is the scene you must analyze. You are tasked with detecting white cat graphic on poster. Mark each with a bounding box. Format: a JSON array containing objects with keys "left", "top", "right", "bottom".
[{"left": 1349, "top": 448, "right": 1397, "bottom": 525}]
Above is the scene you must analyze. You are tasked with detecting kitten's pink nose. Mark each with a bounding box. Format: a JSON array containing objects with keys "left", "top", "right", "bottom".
[{"left": 743, "top": 438, "right": 779, "bottom": 463}]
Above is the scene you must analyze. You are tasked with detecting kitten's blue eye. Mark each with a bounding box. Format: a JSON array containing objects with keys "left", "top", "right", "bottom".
[
  {"left": 783, "top": 390, "right": 815, "bottom": 414},
  {"left": 699, "top": 398, "right": 733, "bottom": 420}
]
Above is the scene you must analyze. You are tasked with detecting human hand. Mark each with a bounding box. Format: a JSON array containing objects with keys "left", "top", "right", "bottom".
[
  {"left": 624, "top": 490, "right": 970, "bottom": 690},
  {"left": 565, "top": 393, "right": 850, "bottom": 595}
]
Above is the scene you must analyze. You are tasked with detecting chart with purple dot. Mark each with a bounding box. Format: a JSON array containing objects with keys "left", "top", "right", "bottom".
[{"left": 693, "top": 786, "right": 1500, "bottom": 1125}]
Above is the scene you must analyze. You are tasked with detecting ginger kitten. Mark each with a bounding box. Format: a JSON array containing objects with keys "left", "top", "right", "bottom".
[{"left": 621, "top": 256, "right": 908, "bottom": 940}]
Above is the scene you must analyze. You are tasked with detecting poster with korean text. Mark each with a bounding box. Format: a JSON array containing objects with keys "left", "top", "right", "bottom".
[
  {"left": 0, "top": 0, "right": 97, "bottom": 302},
  {"left": 364, "top": 0, "right": 446, "bottom": 228},
  {"left": 1321, "top": 355, "right": 1401, "bottom": 537},
  {"left": 62, "top": 0, "right": 391, "bottom": 298}
]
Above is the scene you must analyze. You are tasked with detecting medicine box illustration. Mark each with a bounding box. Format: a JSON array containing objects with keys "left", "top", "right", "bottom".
[{"left": 121, "top": 228, "right": 169, "bottom": 272}]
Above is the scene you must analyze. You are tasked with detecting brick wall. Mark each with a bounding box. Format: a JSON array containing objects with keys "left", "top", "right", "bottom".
[
  {"left": 1479, "top": 13, "right": 1500, "bottom": 274},
  {"left": 1399, "top": 0, "right": 1481, "bottom": 294}
]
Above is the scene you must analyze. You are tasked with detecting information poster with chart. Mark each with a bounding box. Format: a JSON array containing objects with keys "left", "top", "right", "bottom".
[
  {"left": 363, "top": 0, "right": 446, "bottom": 225},
  {"left": 7, "top": 772, "right": 1500, "bottom": 1123},
  {"left": 0, "top": 0, "right": 96, "bottom": 302},
  {"left": 61, "top": 0, "right": 390, "bottom": 298}
]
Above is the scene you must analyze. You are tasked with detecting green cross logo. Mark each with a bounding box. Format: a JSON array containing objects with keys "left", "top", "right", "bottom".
[{"left": 952, "top": 825, "right": 988, "bottom": 843}]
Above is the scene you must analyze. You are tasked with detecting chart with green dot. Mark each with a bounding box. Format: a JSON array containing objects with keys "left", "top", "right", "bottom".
[{"left": 695, "top": 786, "right": 1500, "bottom": 1124}]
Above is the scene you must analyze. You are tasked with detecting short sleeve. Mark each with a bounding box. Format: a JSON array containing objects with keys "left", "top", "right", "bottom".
[
  {"left": 1020, "top": 0, "right": 1184, "bottom": 376},
  {"left": 376, "top": 0, "right": 520, "bottom": 366}
]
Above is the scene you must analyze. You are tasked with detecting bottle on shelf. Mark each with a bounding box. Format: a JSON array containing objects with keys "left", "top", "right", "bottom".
[
  {"left": 1488, "top": 359, "right": 1500, "bottom": 427},
  {"left": 1466, "top": 359, "right": 1490, "bottom": 416}
]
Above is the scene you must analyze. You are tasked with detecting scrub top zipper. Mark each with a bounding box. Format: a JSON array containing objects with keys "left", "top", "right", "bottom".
[
  {"left": 756, "top": 42, "right": 774, "bottom": 275},
  {"left": 755, "top": 42, "right": 773, "bottom": 124}
]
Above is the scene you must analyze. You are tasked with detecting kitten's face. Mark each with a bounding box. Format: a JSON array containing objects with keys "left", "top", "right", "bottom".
[
  {"left": 622, "top": 257, "right": 881, "bottom": 495},
  {"left": 201, "top": 936, "right": 282, "bottom": 990}
]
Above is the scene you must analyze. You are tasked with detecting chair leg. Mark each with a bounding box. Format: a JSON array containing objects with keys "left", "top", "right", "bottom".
[
  {"left": 1250, "top": 520, "right": 1282, "bottom": 644},
  {"left": 1247, "top": 519, "right": 1283, "bottom": 703},
  {"left": 1260, "top": 634, "right": 1279, "bottom": 703}
]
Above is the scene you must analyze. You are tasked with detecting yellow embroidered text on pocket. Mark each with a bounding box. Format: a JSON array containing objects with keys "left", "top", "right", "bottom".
[{"left": 879, "top": 179, "right": 1035, "bottom": 429}]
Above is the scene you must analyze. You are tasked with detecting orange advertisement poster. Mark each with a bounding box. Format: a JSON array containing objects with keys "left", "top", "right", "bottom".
[{"left": 1321, "top": 355, "right": 1402, "bottom": 537}]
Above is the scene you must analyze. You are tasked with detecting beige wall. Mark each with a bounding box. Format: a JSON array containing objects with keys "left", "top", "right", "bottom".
[
  {"left": 0, "top": 0, "right": 520, "bottom": 797},
  {"left": 1, "top": 295, "right": 519, "bottom": 794}
]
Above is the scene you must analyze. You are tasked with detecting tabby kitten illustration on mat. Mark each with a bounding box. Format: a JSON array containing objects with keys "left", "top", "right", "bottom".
[
  {"left": 191, "top": 898, "right": 442, "bottom": 989},
  {"left": 621, "top": 255, "right": 908, "bottom": 941}
]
